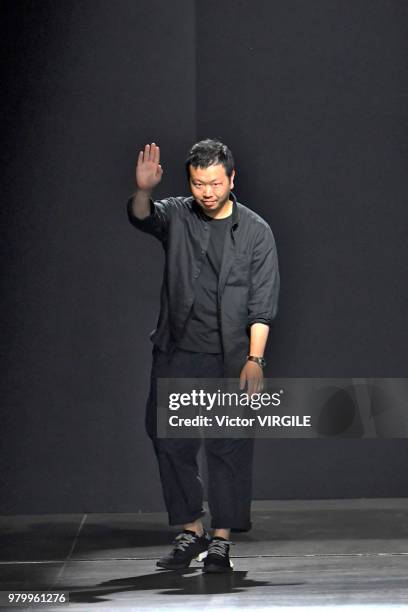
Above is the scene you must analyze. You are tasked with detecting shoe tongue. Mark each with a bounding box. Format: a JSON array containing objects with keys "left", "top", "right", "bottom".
[
  {"left": 212, "top": 536, "right": 229, "bottom": 542},
  {"left": 182, "top": 529, "right": 198, "bottom": 536}
]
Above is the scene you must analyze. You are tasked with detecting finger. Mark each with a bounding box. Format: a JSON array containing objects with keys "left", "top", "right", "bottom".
[
  {"left": 147, "top": 143, "right": 154, "bottom": 161},
  {"left": 149, "top": 142, "right": 157, "bottom": 161},
  {"left": 137, "top": 150, "right": 143, "bottom": 165},
  {"left": 239, "top": 373, "right": 246, "bottom": 391},
  {"left": 144, "top": 143, "right": 150, "bottom": 162},
  {"left": 255, "top": 376, "right": 261, "bottom": 394},
  {"left": 254, "top": 376, "right": 261, "bottom": 394},
  {"left": 153, "top": 144, "right": 160, "bottom": 165}
]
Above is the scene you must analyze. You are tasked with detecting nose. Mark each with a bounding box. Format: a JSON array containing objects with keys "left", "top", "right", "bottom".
[{"left": 203, "top": 186, "right": 213, "bottom": 197}]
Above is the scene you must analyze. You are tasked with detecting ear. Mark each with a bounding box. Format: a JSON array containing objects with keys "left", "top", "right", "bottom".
[{"left": 230, "top": 169, "right": 235, "bottom": 188}]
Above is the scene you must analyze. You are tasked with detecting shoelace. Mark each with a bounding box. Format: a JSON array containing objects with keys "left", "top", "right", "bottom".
[
  {"left": 208, "top": 539, "right": 233, "bottom": 557},
  {"left": 172, "top": 532, "right": 198, "bottom": 552}
]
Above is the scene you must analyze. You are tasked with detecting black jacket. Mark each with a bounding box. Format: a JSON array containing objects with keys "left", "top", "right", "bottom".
[{"left": 127, "top": 191, "right": 280, "bottom": 376}]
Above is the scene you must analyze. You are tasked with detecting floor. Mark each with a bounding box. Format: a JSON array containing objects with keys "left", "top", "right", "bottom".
[{"left": 1, "top": 499, "right": 408, "bottom": 611}]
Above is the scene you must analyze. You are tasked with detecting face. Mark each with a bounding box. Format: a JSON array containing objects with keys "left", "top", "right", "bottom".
[{"left": 189, "top": 164, "right": 235, "bottom": 215}]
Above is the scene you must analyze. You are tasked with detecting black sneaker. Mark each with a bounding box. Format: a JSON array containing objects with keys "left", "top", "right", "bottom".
[
  {"left": 156, "top": 529, "right": 211, "bottom": 569},
  {"left": 203, "top": 536, "right": 234, "bottom": 573}
]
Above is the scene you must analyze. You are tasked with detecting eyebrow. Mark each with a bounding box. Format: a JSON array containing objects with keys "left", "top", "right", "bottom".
[{"left": 191, "top": 179, "right": 221, "bottom": 184}]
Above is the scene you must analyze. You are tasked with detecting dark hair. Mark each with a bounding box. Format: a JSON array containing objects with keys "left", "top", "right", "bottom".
[{"left": 185, "top": 138, "right": 235, "bottom": 181}]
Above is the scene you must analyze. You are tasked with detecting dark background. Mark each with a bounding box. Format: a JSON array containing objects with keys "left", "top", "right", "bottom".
[{"left": 1, "top": 0, "right": 407, "bottom": 513}]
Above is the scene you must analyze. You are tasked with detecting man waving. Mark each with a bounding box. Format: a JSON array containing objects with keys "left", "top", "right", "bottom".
[{"left": 127, "top": 139, "right": 279, "bottom": 573}]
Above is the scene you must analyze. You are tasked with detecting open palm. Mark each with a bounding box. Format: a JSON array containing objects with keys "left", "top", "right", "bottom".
[{"left": 136, "top": 142, "right": 163, "bottom": 191}]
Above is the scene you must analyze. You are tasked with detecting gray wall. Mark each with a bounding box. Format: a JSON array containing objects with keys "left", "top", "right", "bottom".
[{"left": 1, "top": 0, "right": 407, "bottom": 513}]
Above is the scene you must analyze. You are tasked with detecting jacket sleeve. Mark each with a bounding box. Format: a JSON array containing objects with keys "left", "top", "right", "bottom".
[
  {"left": 247, "top": 224, "right": 280, "bottom": 329},
  {"left": 126, "top": 195, "right": 173, "bottom": 243}
]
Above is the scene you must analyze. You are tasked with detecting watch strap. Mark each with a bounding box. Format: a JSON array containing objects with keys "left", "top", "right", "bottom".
[{"left": 247, "top": 355, "right": 266, "bottom": 369}]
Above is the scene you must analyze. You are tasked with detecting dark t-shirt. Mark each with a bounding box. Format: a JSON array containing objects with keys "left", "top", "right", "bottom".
[{"left": 177, "top": 214, "right": 231, "bottom": 353}]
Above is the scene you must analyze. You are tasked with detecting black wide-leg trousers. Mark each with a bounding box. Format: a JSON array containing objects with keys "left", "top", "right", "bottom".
[{"left": 145, "top": 345, "right": 254, "bottom": 532}]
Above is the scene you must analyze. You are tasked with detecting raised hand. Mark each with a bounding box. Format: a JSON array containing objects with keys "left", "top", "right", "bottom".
[{"left": 136, "top": 142, "right": 163, "bottom": 191}]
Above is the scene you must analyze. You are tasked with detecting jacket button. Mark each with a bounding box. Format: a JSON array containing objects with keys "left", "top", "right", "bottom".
[{"left": 193, "top": 272, "right": 199, "bottom": 278}]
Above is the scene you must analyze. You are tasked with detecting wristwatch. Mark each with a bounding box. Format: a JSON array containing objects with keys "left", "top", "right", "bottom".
[{"left": 246, "top": 355, "right": 266, "bottom": 369}]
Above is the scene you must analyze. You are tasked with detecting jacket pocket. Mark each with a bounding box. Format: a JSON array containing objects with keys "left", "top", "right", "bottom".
[{"left": 227, "top": 254, "right": 250, "bottom": 286}]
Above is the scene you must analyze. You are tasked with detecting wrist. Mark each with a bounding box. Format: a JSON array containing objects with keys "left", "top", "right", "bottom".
[{"left": 246, "top": 355, "right": 266, "bottom": 369}]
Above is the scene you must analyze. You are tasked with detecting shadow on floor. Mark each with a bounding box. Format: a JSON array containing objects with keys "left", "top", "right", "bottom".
[{"left": 67, "top": 568, "right": 303, "bottom": 604}]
